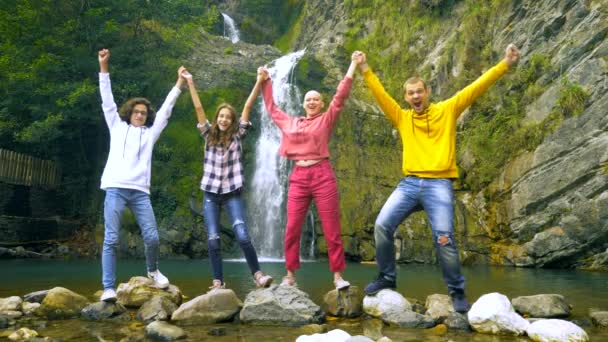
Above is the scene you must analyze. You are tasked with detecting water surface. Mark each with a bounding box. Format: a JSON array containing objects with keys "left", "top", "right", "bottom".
[{"left": 2, "top": 259, "right": 607, "bottom": 341}]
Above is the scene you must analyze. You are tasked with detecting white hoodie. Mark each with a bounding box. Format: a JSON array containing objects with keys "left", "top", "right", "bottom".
[{"left": 99, "top": 73, "right": 181, "bottom": 194}]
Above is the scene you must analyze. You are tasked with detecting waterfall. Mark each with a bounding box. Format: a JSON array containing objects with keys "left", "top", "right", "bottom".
[
  {"left": 221, "top": 13, "right": 240, "bottom": 43},
  {"left": 249, "top": 50, "right": 308, "bottom": 260}
]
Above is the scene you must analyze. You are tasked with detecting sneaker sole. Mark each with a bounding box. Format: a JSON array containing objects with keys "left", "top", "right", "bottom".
[
  {"left": 364, "top": 286, "right": 396, "bottom": 296},
  {"left": 101, "top": 297, "right": 117, "bottom": 303}
]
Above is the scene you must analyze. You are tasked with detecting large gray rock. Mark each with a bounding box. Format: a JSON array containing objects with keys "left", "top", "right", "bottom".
[
  {"left": 295, "top": 329, "right": 351, "bottom": 342},
  {"left": 239, "top": 285, "right": 324, "bottom": 326},
  {"left": 116, "top": 276, "right": 182, "bottom": 308},
  {"left": 171, "top": 289, "right": 242, "bottom": 325},
  {"left": 137, "top": 295, "right": 178, "bottom": 323},
  {"left": 37, "top": 287, "right": 89, "bottom": 319},
  {"left": 526, "top": 319, "right": 589, "bottom": 342},
  {"left": 444, "top": 312, "right": 471, "bottom": 331},
  {"left": 145, "top": 321, "right": 186, "bottom": 341},
  {"left": 323, "top": 286, "right": 363, "bottom": 318},
  {"left": 81, "top": 302, "right": 129, "bottom": 321},
  {"left": 512, "top": 294, "right": 571, "bottom": 318},
  {"left": 467, "top": 292, "right": 529, "bottom": 335}
]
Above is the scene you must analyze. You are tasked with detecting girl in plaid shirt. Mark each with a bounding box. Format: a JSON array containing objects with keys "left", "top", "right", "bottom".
[{"left": 183, "top": 67, "right": 273, "bottom": 291}]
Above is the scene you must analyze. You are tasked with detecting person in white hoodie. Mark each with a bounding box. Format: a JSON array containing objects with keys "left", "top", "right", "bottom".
[{"left": 97, "top": 48, "right": 184, "bottom": 302}]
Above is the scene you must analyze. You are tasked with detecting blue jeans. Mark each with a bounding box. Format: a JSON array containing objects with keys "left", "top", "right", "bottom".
[
  {"left": 375, "top": 177, "right": 465, "bottom": 294},
  {"left": 102, "top": 188, "right": 160, "bottom": 290},
  {"left": 204, "top": 189, "right": 260, "bottom": 282}
]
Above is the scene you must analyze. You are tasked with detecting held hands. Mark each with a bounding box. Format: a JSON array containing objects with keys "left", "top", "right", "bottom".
[
  {"left": 504, "top": 43, "right": 520, "bottom": 67},
  {"left": 176, "top": 66, "right": 187, "bottom": 88},
  {"left": 98, "top": 49, "right": 110, "bottom": 72},
  {"left": 257, "top": 66, "right": 269, "bottom": 83},
  {"left": 351, "top": 51, "right": 365, "bottom": 65}
]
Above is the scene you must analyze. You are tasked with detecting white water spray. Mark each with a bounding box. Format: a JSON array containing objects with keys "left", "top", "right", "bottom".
[
  {"left": 221, "top": 13, "right": 240, "bottom": 43},
  {"left": 249, "top": 50, "right": 307, "bottom": 260}
]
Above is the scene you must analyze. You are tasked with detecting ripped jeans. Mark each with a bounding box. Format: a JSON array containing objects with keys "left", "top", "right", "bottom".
[
  {"left": 203, "top": 189, "right": 260, "bottom": 282},
  {"left": 374, "top": 176, "right": 465, "bottom": 295}
]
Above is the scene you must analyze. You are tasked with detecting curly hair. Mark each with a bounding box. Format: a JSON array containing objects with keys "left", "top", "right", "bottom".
[
  {"left": 119, "top": 97, "right": 156, "bottom": 127},
  {"left": 207, "top": 103, "right": 239, "bottom": 147}
]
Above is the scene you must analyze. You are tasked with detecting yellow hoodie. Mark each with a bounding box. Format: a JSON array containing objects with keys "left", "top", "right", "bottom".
[{"left": 362, "top": 61, "right": 509, "bottom": 178}]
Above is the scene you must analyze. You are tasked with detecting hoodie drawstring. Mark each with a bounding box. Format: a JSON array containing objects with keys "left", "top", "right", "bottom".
[
  {"left": 411, "top": 112, "right": 431, "bottom": 138},
  {"left": 123, "top": 125, "right": 130, "bottom": 158},
  {"left": 123, "top": 125, "right": 143, "bottom": 160}
]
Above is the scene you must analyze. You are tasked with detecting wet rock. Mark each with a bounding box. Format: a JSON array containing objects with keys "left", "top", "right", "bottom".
[
  {"left": 145, "top": 321, "right": 186, "bottom": 341},
  {"left": 361, "top": 318, "right": 383, "bottom": 340},
  {"left": 512, "top": 294, "right": 571, "bottom": 318},
  {"left": 526, "top": 319, "right": 589, "bottom": 342},
  {"left": 323, "top": 286, "right": 363, "bottom": 318},
  {"left": 295, "top": 328, "right": 351, "bottom": 342},
  {"left": 376, "top": 337, "right": 392, "bottom": 342},
  {"left": 171, "top": 289, "right": 242, "bottom": 325},
  {"left": 425, "top": 294, "right": 454, "bottom": 321},
  {"left": 0, "top": 315, "right": 8, "bottom": 329},
  {"left": 590, "top": 310, "right": 608, "bottom": 327},
  {"left": 240, "top": 285, "right": 324, "bottom": 326},
  {"left": 81, "top": 301, "right": 129, "bottom": 321},
  {"left": 22, "top": 302, "right": 40, "bottom": 316},
  {"left": 444, "top": 312, "right": 471, "bottom": 331},
  {"left": 429, "top": 324, "right": 447, "bottom": 335},
  {"left": 8, "top": 327, "right": 38, "bottom": 340},
  {"left": 468, "top": 292, "right": 529, "bottom": 335},
  {"left": 362, "top": 289, "right": 411, "bottom": 317},
  {"left": 117, "top": 277, "right": 182, "bottom": 308},
  {"left": 137, "top": 295, "right": 178, "bottom": 323},
  {"left": 37, "top": 287, "right": 89, "bottom": 319},
  {"left": 23, "top": 290, "right": 49, "bottom": 303},
  {"left": 405, "top": 297, "right": 426, "bottom": 314},
  {"left": 0, "top": 296, "right": 22, "bottom": 312}
]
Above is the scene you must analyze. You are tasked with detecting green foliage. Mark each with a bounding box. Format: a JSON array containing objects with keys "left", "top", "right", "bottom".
[
  {"left": 0, "top": 0, "right": 224, "bottom": 219},
  {"left": 556, "top": 79, "right": 589, "bottom": 118}
]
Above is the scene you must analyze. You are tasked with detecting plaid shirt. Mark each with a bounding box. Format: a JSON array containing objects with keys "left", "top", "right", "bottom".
[{"left": 199, "top": 119, "right": 251, "bottom": 194}]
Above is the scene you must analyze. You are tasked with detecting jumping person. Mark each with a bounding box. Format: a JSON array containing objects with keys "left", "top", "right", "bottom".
[
  {"left": 183, "top": 68, "right": 273, "bottom": 291},
  {"left": 98, "top": 49, "right": 185, "bottom": 302},
  {"left": 259, "top": 51, "right": 365, "bottom": 289},
  {"left": 358, "top": 44, "right": 520, "bottom": 312}
]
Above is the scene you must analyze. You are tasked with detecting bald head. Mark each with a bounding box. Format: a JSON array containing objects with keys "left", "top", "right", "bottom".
[{"left": 303, "top": 90, "right": 324, "bottom": 117}]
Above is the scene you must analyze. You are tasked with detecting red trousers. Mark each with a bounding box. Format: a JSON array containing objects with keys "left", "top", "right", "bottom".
[{"left": 284, "top": 160, "right": 346, "bottom": 272}]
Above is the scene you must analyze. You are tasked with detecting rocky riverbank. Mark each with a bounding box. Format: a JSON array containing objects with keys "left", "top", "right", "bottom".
[{"left": 1, "top": 278, "right": 607, "bottom": 341}]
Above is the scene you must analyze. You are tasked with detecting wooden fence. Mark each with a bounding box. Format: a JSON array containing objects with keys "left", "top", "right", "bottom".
[{"left": 0, "top": 149, "right": 61, "bottom": 189}]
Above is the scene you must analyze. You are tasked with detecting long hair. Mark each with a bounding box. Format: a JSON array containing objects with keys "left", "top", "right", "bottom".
[
  {"left": 207, "top": 103, "right": 239, "bottom": 147},
  {"left": 119, "top": 97, "right": 156, "bottom": 127}
]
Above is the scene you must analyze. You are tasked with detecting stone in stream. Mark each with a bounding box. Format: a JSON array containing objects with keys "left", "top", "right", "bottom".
[
  {"left": 137, "top": 295, "right": 178, "bottom": 323},
  {"left": 424, "top": 293, "right": 454, "bottom": 321},
  {"left": 36, "top": 287, "right": 89, "bottom": 320},
  {"left": 116, "top": 276, "right": 182, "bottom": 308},
  {"left": 0, "top": 296, "right": 22, "bottom": 313},
  {"left": 467, "top": 292, "right": 529, "bottom": 335},
  {"left": 512, "top": 294, "right": 571, "bottom": 318},
  {"left": 295, "top": 328, "right": 351, "bottom": 342},
  {"left": 590, "top": 310, "right": 608, "bottom": 327},
  {"left": 171, "top": 289, "right": 242, "bottom": 325},
  {"left": 323, "top": 286, "right": 363, "bottom": 318},
  {"left": 145, "top": 321, "right": 186, "bottom": 341},
  {"left": 240, "top": 285, "right": 325, "bottom": 326},
  {"left": 526, "top": 319, "right": 589, "bottom": 342},
  {"left": 363, "top": 289, "right": 435, "bottom": 328},
  {"left": 81, "top": 301, "right": 130, "bottom": 321},
  {"left": 23, "top": 290, "right": 49, "bottom": 303},
  {"left": 8, "top": 327, "right": 38, "bottom": 340}
]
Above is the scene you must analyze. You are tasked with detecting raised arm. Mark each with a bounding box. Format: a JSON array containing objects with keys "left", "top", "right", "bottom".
[
  {"left": 149, "top": 66, "right": 184, "bottom": 142},
  {"left": 181, "top": 69, "right": 207, "bottom": 125},
  {"left": 241, "top": 67, "right": 266, "bottom": 123},
  {"left": 260, "top": 66, "right": 291, "bottom": 130},
  {"left": 98, "top": 48, "right": 120, "bottom": 129},
  {"left": 446, "top": 43, "right": 520, "bottom": 117},
  {"left": 357, "top": 52, "right": 404, "bottom": 128},
  {"left": 322, "top": 51, "right": 361, "bottom": 125}
]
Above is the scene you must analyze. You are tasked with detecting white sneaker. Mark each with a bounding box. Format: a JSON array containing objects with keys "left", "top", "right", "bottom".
[
  {"left": 100, "top": 288, "right": 117, "bottom": 302},
  {"left": 148, "top": 270, "right": 170, "bottom": 289}
]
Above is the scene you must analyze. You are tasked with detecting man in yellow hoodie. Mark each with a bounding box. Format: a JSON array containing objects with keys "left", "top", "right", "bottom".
[{"left": 358, "top": 44, "right": 520, "bottom": 312}]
